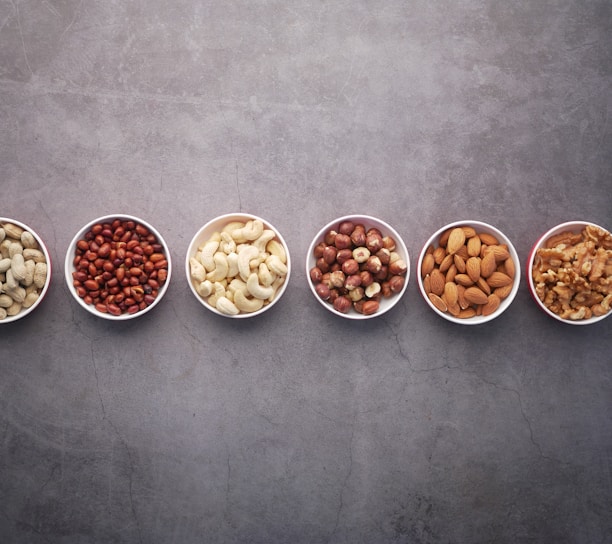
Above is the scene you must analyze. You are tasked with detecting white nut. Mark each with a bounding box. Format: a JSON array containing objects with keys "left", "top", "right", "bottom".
[
  {"left": 22, "top": 291, "right": 39, "bottom": 308},
  {"left": 6, "top": 300, "right": 22, "bottom": 316},
  {"left": 207, "top": 282, "right": 226, "bottom": 308},
  {"left": 258, "top": 263, "right": 274, "bottom": 287},
  {"left": 198, "top": 240, "right": 220, "bottom": 271},
  {"left": 33, "top": 262, "right": 47, "bottom": 289},
  {"left": 0, "top": 294, "right": 13, "bottom": 308},
  {"left": 230, "top": 220, "right": 264, "bottom": 243},
  {"left": 0, "top": 258, "right": 11, "bottom": 273},
  {"left": 23, "top": 259, "right": 35, "bottom": 287},
  {"left": 5, "top": 269, "right": 18, "bottom": 291},
  {"left": 215, "top": 296, "right": 240, "bottom": 315},
  {"left": 237, "top": 245, "right": 260, "bottom": 282},
  {"left": 196, "top": 279, "right": 214, "bottom": 297},
  {"left": 220, "top": 232, "right": 237, "bottom": 254},
  {"left": 189, "top": 257, "right": 206, "bottom": 282},
  {"left": 252, "top": 229, "right": 276, "bottom": 253},
  {"left": 226, "top": 252, "right": 239, "bottom": 278},
  {"left": 8, "top": 242, "right": 23, "bottom": 258},
  {"left": 2, "top": 223, "right": 23, "bottom": 239},
  {"left": 20, "top": 231, "right": 38, "bottom": 249},
  {"left": 246, "top": 272, "right": 274, "bottom": 300},
  {"left": 265, "top": 254, "right": 288, "bottom": 276},
  {"left": 228, "top": 277, "right": 249, "bottom": 297},
  {"left": 233, "top": 290, "right": 265, "bottom": 313},
  {"left": 22, "top": 248, "right": 45, "bottom": 263},
  {"left": 206, "top": 252, "right": 230, "bottom": 282},
  {"left": 6, "top": 285, "right": 26, "bottom": 304},
  {"left": 266, "top": 239, "right": 287, "bottom": 263}
]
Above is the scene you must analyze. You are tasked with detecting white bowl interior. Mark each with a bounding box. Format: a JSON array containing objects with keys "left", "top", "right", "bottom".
[
  {"left": 527, "top": 220, "right": 611, "bottom": 325},
  {"left": 64, "top": 214, "right": 172, "bottom": 320},
  {"left": 0, "top": 217, "right": 52, "bottom": 324},
  {"left": 306, "top": 215, "right": 410, "bottom": 320},
  {"left": 185, "top": 213, "right": 291, "bottom": 318},
  {"left": 416, "top": 220, "right": 520, "bottom": 325}
]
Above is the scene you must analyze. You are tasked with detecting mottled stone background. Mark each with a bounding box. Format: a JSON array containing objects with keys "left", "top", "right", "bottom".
[{"left": 1, "top": 1, "right": 611, "bottom": 543}]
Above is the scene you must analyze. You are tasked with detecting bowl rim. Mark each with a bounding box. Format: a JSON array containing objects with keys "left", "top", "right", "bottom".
[
  {"left": 526, "top": 220, "right": 611, "bottom": 325},
  {"left": 185, "top": 212, "right": 292, "bottom": 318},
  {"left": 64, "top": 213, "right": 172, "bottom": 320},
  {"left": 416, "top": 220, "right": 520, "bottom": 325},
  {"left": 305, "top": 214, "right": 410, "bottom": 320},
  {"left": 0, "top": 217, "right": 52, "bottom": 324}
]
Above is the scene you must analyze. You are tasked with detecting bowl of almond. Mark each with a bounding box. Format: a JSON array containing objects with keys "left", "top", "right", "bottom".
[
  {"left": 527, "top": 221, "right": 612, "bottom": 325},
  {"left": 417, "top": 221, "right": 520, "bottom": 324}
]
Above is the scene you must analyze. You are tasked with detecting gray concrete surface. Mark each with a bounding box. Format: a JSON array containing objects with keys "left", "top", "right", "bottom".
[{"left": 1, "top": 1, "right": 611, "bottom": 543}]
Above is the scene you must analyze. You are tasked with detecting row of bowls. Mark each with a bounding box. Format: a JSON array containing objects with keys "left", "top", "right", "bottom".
[{"left": 1, "top": 214, "right": 609, "bottom": 326}]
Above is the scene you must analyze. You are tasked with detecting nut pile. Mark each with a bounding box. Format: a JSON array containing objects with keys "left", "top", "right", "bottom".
[
  {"left": 0, "top": 222, "right": 48, "bottom": 319},
  {"left": 421, "top": 226, "right": 516, "bottom": 319},
  {"left": 309, "top": 220, "right": 407, "bottom": 315},
  {"left": 71, "top": 219, "right": 169, "bottom": 316},
  {"left": 532, "top": 225, "right": 612, "bottom": 320},
  {"left": 189, "top": 219, "right": 289, "bottom": 315}
]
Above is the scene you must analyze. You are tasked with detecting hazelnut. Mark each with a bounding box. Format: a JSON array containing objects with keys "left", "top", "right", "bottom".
[
  {"left": 351, "top": 228, "right": 367, "bottom": 247},
  {"left": 366, "top": 256, "right": 382, "bottom": 274},
  {"left": 375, "top": 265, "right": 389, "bottom": 281},
  {"left": 338, "top": 221, "right": 355, "bottom": 235},
  {"left": 330, "top": 262, "right": 341, "bottom": 272},
  {"left": 381, "top": 281, "right": 392, "bottom": 297},
  {"left": 348, "top": 286, "right": 365, "bottom": 302},
  {"left": 359, "top": 270, "right": 374, "bottom": 287},
  {"left": 366, "top": 232, "right": 383, "bottom": 253},
  {"left": 336, "top": 248, "right": 353, "bottom": 265},
  {"left": 352, "top": 246, "right": 370, "bottom": 263},
  {"left": 313, "top": 242, "right": 326, "bottom": 259},
  {"left": 315, "top": 283, "right": 331, "bottom": 300},
  {"left": 361, "top": 300, "right": 380, "bottom": 315},
  {"left": 316, "top": 257, "right": 330, "bottom": 274},
  {"left": 323, "top": 245, "right": 337, "bottom": 265},
  {"left": 376, "top": 248, "right": 391, "bottom": 265},
  {"left": 388, "top": 275, "right": 405, "bottom": 293},
  {"left": 382, "top": 236, "right": 396, "bottom": 251},
  {"left": 344, "top": 274, "right": 362, "bottom": 291},
  {"left": 328, "top": 288, "right": 340, "bottom": 302},
  {"left": 341, "top": 259, "right": 360, "bottom": 276},
  {"left": 334, "top": 233, "right": 352, "bottom": 250},
  {"left": 333, "top": 295, "right": 352, "bottom": 313},
  {"left": 389, "top": 258, "right": 408, "bottom": 275},
  {"left": 324, "top": 230, "right": 337, "bottom": 245},
  {"left": 310, "top": 267, "right": 323, "bottom": 283},
  {"left": 320, "top": 272, "right": 332, "bottom": 287},
  {"left": 365, "top": 282, "right": 381, "bottom": 298},
  {"left": 329, "top": 270, "right": 346, "bottom": 288}
]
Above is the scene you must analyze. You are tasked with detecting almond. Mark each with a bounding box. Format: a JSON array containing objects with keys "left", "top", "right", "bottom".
[
  {"left": 487, "top": 244, "right": 510, "bottom": 262},
  {"left": 466, "top": 257, "right": 481, "bottom": 283},
  {"left": 479, "top": 232, "right": 499, "bottom": 245},
  {"left": 423, "top": 274, "right": 431, "bottom": 293},
  {"left": 446, "top": 228, "right": 466, "bottom": 255},
  {"left": 428, "top": 292, "right": 448, "bottom": 312},
  {"left": 481, "top": 294, "right": 501, "bottom": 316},
  {"left": 486, "top": 271, "right": 512, "bottom": 288},
  {"left": 467, "top": 236, "right": 481, "bottom": 257},
  {"left": 480, "top": 251, "right": 497, "bottom": 278},
  {"left": 459, "top": 307, "right": 476, "bottom": 318},
  {"left": 461, "top": 226, "right": 477, "bottom": 238},
  {"left": 447, "top": 301, "right": 461, "bottom": 317},
  {"left": 503, "top": 257, "right": 515, "bottom": 279},
  {"left": 443, "top": 281, "right": 458, "bottom": 305},
  {"left": 433, "top": 246, "right": 446, "bottom": 265},
  {"left": 464, "top": 286, "right": 489, "bottom": 305},
  {"left": 494, "top": 284, "right": 513, "bottom": 300},
  {"left": 439, "top": 253, "right": 454, "bottom": 273},
  {"left": 429, "top": 268, "right": 445, "bottom": 296},
  {"left": 421, "top": 253, "right": 435, "bottom": 277},
  {"left": 457, "top": 284, "right": 470, "bottom": 309},
  {"left": 476, "top": 277, "right": 492, "bottom": 295},
  {"left": 445, "top": 264, "right": 457, "bottom": 283},
  {"left": 438, "top": 228, "right": 453, "bottom": 248},
  {"left": 455, "top": 245, "right": 469, "bottom": 260},
  {"left": 454, "top": 273, "right": 474, "bottom": 287},
  {"left": 453, "top": 254, "right": 466, "bottom": 273}
]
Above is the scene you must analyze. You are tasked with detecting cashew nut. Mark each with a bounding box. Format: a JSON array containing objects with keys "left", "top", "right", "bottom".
[
  {"left": 226, "top": 252, "right": 239, "bottom": 278},
  {"left": 220, "top": 232, "right": 237, "bottom": 254},
  {"left": 253, "top": 229, "right": 276, "bottom": 253},
  {"left": 206, "top": 252, "right": 230, "bottom": 282},
  {"left": 227, "top": 277, "right": 249, "bottom": 297},
  {"left": 267, "top": 276, "right": 286, "bottom": 302},
  {"left": 258, "top": 262, "right": 274, "bottom": 287},
  {"left": 233, "top": 290, "right": 265, "bottom": 313},
  {"left": 215, "top": 296, "right": 240, "bottom": 316},
  {"left": 207, "top": 282, "right": 226, "bottom": 308},
  {"left": 266, "top": 239, "right": 287, "bottom": 263},
  {"left": 230, "top": 220, "right": 264, "bottom": 243},
  {"left": 198, "top": 240, "right": 220, "bottom": 272},
  {"left": 246, "top": 272, "right": 274, "bottom": 300},
  {"left": 237, "top": 245, "right": 260, "bottom": 282},
  {"left": 189, "top": 257, "right": 206, "bottom": 282},
  {"left": 196, "top": 279, "right": 214, "bottom": 297},
  {"left": 265, "top": 254, "right": 288, "bottom": 277}
]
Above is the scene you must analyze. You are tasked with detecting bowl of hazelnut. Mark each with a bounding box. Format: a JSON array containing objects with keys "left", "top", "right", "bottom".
[
  {"left": 186, "top": 213, "right": 291, "bottom": 318},
  {"left": 306, "top": 215, "right": 409, "bottom": 319},
  {"left": 417, "top": 221, "right": 520, "bottom": 324},
  {"left": 527, "top": 221, "right": 612, "bottom": 325},
  {"left": 0, "top": 218, "right": 52, "bottom": 323},
  {"left": 65, "top": 214, "right": 172, "bottom": 320}
]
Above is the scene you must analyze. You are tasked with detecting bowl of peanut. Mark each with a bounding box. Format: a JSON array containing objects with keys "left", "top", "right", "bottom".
[
  {"left": 527, "top": 221, "right": 612, "bottom": 325},
  {"left": 0, "top": 218, "right": 51, "bottom": 323},
  {"left": 186, "top": 213, "right": 291, "bottom": 318},
  {"left": 65, "top": 215, "right": 172, "bottom": 320},
  {"left": 306, "top": 215, "right": 409, "bottom": 319},
  {"left": 417, "top": 221, "right": 520, "bottom": 324}
]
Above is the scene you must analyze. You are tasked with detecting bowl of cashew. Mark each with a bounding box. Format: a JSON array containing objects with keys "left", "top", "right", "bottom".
[
  {"left": 186, "top": 213, "right": 291, "bottom": 318},
  {"left": 0, "top": 217, "right": 52, "bottom": 323},
  {"left": 527, "top": 221, "right": 612, "bottom": 325}
]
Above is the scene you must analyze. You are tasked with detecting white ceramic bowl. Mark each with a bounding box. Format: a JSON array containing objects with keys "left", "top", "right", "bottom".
[
  {"left": 306, "top": 215, "right": 409, "bottom": 319},
  {"left": 65, "top": 214, "right": 172, "bottom": 320},
  {"left": 0, "top": 217, "right": 52, "bottom": 324},
  {"left": 186, "top": 213, "right": 291, "bottom": 318},
  {"left": 527, "top": 220, "right": 611, "bottom": 325},
  {"left": 417, "top": 220, "right": 520, "bottom": 324}
]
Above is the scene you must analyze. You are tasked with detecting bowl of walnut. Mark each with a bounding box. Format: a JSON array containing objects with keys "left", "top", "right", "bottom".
[
  {"left": 417, "top": 221, "right": 520, "bottom": 324},
  {"left": 306, "top": 215, "right": 409, "bottom": 319},
  {"left": 527, "top": 221, "right": 612, "bottom": 325}
]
